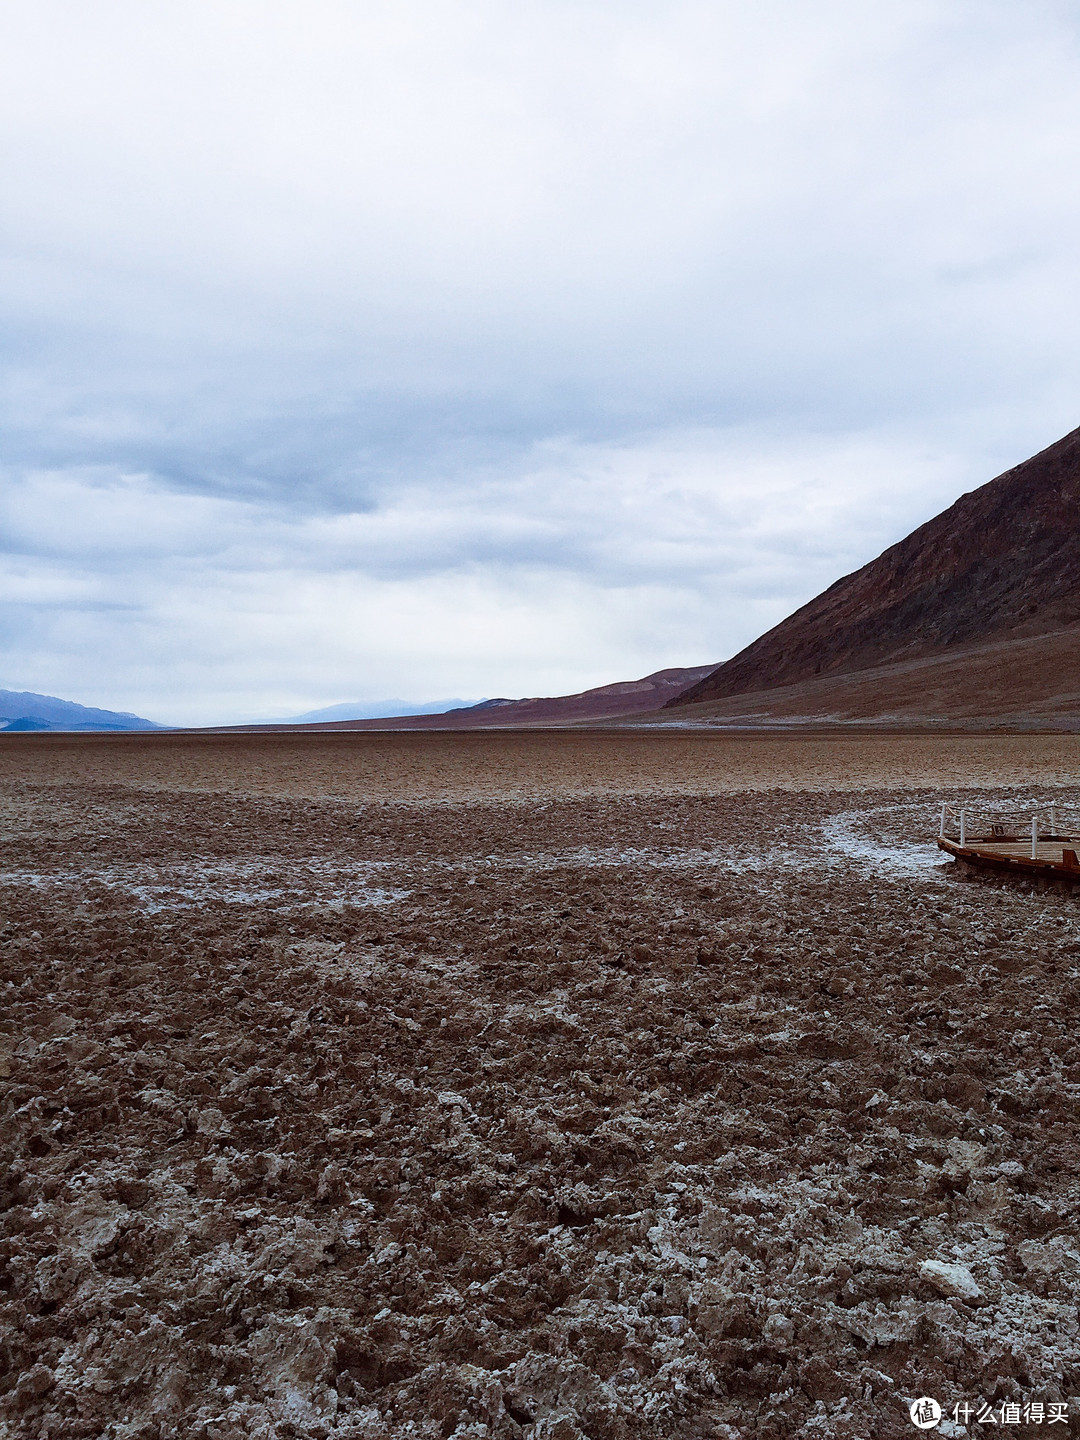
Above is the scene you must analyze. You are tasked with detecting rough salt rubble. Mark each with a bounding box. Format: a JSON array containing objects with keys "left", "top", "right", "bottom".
[
  {"left": 0, "top": 858, "right": 412, "bottom": 916},
  {"left": 0, "top": 799, "right": 951, "bottom": 914},
  {"left": 3, "top": 776, "right": 1080, "bottom": 1438}
]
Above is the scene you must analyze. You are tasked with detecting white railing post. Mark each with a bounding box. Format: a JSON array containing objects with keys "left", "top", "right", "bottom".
[
  {"left": 959, "top": 809, "right": 966, "bottom": 847},
  {"left": 1031, "top": 815, "right": 1038, "bottom": 860},
  {"left": 1051, "top": 804, "right": 1058, "bottom": 835}
]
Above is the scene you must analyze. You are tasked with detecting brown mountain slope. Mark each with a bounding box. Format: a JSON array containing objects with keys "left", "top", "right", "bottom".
[
  {"left": 206, "top": 665, "right": 719, "bottom": 732},
  {"left": 673, "top": 424, "right": 1080, "bottom": 707},
  {"left": 635, "top": 623, "right": 1080, "bottom": 728}
]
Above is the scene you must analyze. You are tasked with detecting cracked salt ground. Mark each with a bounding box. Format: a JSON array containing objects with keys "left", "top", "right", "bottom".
[
  {"left": 455, "top": 799, "right": 965, "bottom": 883},
  {"left": 7, "top": 769, "right": 1080, "bottom": 1439},
  {"left": 120, "top": 883, "right": 411, "bottom": 914},
  {"left": 818, "top": 811, "right": 949, "bottom": 880},
  {"left": 0, "top": 862, "right": 412, "bottom": 915},
  {"left": 464, "top": 818, "right": 942, "bottom": 883},
  {"left": 455, "top": 847, "right": 755, "bottom": 878}
]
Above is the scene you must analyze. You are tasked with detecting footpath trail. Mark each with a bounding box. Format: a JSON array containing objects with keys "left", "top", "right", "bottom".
[{"left": 2, "top": 735, "right": 1080, "bottom": 1438}]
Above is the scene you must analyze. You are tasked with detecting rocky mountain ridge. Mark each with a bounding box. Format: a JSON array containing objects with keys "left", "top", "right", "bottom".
[{"left": 673, "top": 425, "right": 1080, "bottom": 708}]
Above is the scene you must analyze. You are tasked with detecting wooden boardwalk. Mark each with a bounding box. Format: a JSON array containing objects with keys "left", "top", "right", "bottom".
[{"left": 938, "top": 832, "right": 1080, "bottom": 883}]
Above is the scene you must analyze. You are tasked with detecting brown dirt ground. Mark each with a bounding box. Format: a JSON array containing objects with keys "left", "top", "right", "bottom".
[
  {"left": 2, "top": 730, "right": 1080, "bottom": 802},
  {"left": 4, "top": 733, "right": 1080, "bottom": 1439}
]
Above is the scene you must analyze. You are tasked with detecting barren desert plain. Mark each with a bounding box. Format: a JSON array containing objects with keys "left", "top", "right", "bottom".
[{"left": 5, "top": 728, "right": 1080, "bottom": 1440}]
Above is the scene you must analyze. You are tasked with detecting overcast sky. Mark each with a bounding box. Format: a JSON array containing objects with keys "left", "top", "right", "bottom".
[{"left": 3, "top": 1, "right": 1080, "bottom": 724}]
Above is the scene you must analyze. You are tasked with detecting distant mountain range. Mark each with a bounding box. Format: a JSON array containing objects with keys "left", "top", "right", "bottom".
[
  {"left": 0, "top": 689, "right": 161, "bottom": 732},
  {"left": 210, "top": 666, "right": 721, "bottom": 732},
  {"left": 276, "top": 698, "right": 481, "bottom": 723}
]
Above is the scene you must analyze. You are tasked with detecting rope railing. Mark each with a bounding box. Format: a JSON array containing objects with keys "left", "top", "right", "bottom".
[{"left": 939, "top": 803, "right": 1077, "bottom": 860}]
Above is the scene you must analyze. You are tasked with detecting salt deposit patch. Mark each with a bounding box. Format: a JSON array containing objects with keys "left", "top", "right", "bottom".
[
  {"left": 0, "top": 858, "right": 411, "bottom": 914},
  {"left": 819, "top": 808, "right": 949, "bottom": 879}
]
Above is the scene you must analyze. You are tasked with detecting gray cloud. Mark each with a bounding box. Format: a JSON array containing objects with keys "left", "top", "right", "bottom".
[{"left": 2, "top": 1, "right": 1080, "bottom": 721}]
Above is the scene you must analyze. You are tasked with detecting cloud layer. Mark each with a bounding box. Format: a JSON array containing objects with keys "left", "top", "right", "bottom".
[{"left": 3, "top": 2, "right": 1080, "bottom": 722}]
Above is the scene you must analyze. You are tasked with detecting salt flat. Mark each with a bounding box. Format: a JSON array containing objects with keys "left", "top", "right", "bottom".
[
  {"left": 2, "top": 732, "right": 1079, "bottom": 1438},
  {"left": 2, "top": 727, "right": 1079, "bottom": 801}
]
